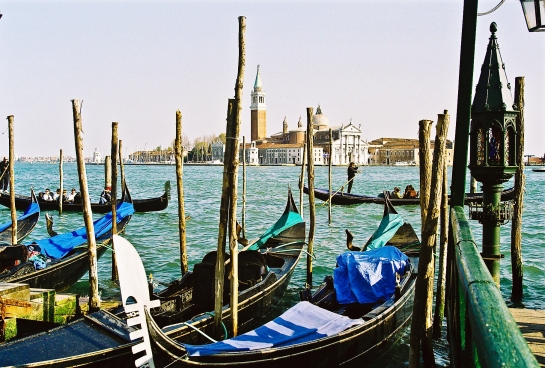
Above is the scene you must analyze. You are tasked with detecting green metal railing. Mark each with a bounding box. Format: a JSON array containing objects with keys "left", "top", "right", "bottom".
[{"left": 446, "top": 206, "right": 538, "bottom": 367}]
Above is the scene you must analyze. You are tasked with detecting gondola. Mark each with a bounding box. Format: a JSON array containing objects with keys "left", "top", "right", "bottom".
[
  {"left": 305, "top": 185, "right": 516, "bottom": 206},
  {"left": 0, "top": 189, "right": 305, "bottom": 367},
  {"left": 135, "top": 195, "right": 420, "bottom": 367},
  {"left": 0, "top": 180, "right": 169, "bottom": 213},
  {"left": 0, "top": 189, "right": 40, "bottom": 243},
  {"left": 0, "top": 185, "right": 135, "bottom": 291}
]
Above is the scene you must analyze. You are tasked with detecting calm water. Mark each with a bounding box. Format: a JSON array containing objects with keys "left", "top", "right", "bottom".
[{"left": 2, "top": 163, "right": 543, "bottom": 366}]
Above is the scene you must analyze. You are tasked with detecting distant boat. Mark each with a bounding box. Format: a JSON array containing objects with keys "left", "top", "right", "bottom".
[
  {"left": 393, "top": 161, "right": 416, "bottom": 166},
  {"left": 0, "top": 181, "right": 170, "bottom": 213},
  {"left": 305, "top": 186, "right": 516, "bottom": 206},
  {"left": 205, "top": 159, "right": 223, "bottom": 165},
  {"left": 532, "top": 167, "right": 545, "bottom": 172}
]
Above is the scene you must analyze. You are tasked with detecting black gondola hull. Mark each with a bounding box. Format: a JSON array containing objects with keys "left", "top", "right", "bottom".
[
  {"left": 305, "top": 186, "right": 516, "bottom": 206},
  {"left": 145, "top": 195, "right": 419, "bottom": 367},
  {"left": 0, "top": 244, "right": 108, "bottom": 291},
  {"left": 146, "top": 274, "right": 415, "bottom": 367},
  {"left": 0, "top": 191, "right": 167, "bottom": 213},
  {"left": 0, "top": 211, "right": 131, "bottom": 291},
  {"left": 0, "top": 211, "right": 40, "bottom": 243},
  {"left": 0, "top": 191, "right": 305, "bottom": 367},
  {"left": 0, "top": 189, "right": 40, "bottom": 243}
]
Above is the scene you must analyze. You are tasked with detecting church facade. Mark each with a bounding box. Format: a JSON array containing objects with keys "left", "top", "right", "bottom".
[{"left": 247, "top": 66, "right": 369, "bottom": 166}]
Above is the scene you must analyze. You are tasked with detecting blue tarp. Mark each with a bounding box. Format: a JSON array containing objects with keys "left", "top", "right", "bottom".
[
  {"left": 184, "top": 301, "right": 363, "bottom": 356},
  {"left": 0, "top": 202, "right": 40, "bottom": 233},
  {"left": 334, "top": 247, "right": 409, "bottom": 305},
  {"left": 31, "top": 201, "right": 134, "bottom": 259}
]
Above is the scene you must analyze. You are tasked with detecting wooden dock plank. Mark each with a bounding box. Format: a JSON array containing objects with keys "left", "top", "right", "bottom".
[{"left": 510, "top": 308, "right": 545, "bottom": 366}]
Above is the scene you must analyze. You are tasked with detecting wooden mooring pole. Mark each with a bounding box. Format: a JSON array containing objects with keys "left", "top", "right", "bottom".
[
  {"left": 119, "top": 140, "right": 126, "bottom": 198},
  {"left": 328, "top": 128, "right": 332, "bottom": 225},
  {"left": 71, "top": 99, "right": 100, "bottom": 312},
  {"left": 213, "top": 100, "right": 234, "bottom": 339},
  {"left": 110, "top": 122, "right": 119, "bottom": 281},
  {"left": 409, "top": 111, "right": 450, "bottom": 368},
  {"left": 7, "top": 116, "right": 16, "bottom": 245},
  {"left": 299, "top": 141, "right": 306, "bottom": 218},
  {"left": 242, "top": 136, "right": 247, "bottom": 238},
  {"left": 213, "top": 15, "right": 246, "bottom": 339},
  {"left": 511, "top": 76, "right": 525, "bottom": 301},
  {"left": 104, "top": 156, "right": 111, "bottom": 189},
  {"left": 433, "top": 162, "right": 449, "bottom": 338},
  {"left": 419, "top": 119, "right": 433, "bottom": 230},
  {"left": 228, "top": 15, "right": 245, "bottom": 337},
  {"left": 470, "top": 176, "right": 477, "bottom": 193},
  {"left": 175, "top": 110, "right": 188, "bottom": 275},
  {"left": 59, "top": 149, "right": 64, "bottom": 215},
  {"left": 306, "top": 107, "right": 315, "bottom": 287}
]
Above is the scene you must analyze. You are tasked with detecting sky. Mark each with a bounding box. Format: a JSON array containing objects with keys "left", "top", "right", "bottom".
[{"left": 0, "top": 0, "right": 543, "bottom": 159}]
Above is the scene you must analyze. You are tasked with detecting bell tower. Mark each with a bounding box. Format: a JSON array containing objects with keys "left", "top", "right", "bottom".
[{"left": 250, "top": 65, "right": 267, "bottom": 141}]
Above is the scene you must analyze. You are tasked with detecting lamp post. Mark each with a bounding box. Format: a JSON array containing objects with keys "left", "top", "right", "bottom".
[
  {"left": 520, "top": 0, "right": 545, "bottom": 31},
  {"left": 468, "top": 23, "right": 519, "bottom": 285}
]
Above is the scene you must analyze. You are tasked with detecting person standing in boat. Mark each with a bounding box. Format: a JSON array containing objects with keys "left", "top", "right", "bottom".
[
  {"left": 347, "top": 162, "right": 360, "bottom": 194},
  {"left": 0, "top": 157, "right": 9, "bottom": 193}
]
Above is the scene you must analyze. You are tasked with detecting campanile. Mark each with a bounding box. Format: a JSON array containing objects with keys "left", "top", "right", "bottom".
[{"left": 250, "top": 65, "right": 266, "bottom": 141}]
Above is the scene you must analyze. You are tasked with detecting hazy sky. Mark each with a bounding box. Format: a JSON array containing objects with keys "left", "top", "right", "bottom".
[{"left": 1, "top": 1, "right": 543, "bottom": 158}]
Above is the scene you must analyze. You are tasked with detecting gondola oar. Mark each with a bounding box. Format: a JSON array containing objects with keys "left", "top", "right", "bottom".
[{"left": 319, "top": 174, "right": 359, "bottom": 206}]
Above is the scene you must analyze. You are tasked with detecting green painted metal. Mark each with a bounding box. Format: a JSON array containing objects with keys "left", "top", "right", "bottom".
[
  {"left": 469, "top": 21, "right": 519, "bottom": 284},
  {"left": 447, "top": 2, "right": 534, "bottom": 364},
  {"left": 450, "top": 0, "right": 479, "bottom": 207},
  {"left": 481, "top": 183, "right": 502, "bottom": 284},
  {"left": 448, "top": 206, "right": 538, "bottom": 367}
]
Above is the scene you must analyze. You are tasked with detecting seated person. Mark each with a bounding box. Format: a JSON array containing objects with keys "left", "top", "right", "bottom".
[
  {"left": 65, "top": 188, "right": 77, "bottom": 203},
  {"left": 391, "top": 187, "right": 403, "bottom": 198},
  {"left": 403, "top": 185, "right": 418, "bottom": 199},
  {"left": 42, "top": 188, "right": 53, "bottom": 201},
  {"left": 61, "top": 189, "right": 68, "bottom": 202},
  {"left": 99, "top": 186, "right": 112, "bottom": 204},
  {"left": 53, "top": 188, "right": 61, "bottom": 202}
]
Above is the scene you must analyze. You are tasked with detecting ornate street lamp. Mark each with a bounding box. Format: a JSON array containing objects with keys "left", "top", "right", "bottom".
[
  {"left": 469, "top": 22, "right": 519, "bottom": 285},
  {"left": 520, "top": 0, "right": 545, "bottom": 31}
]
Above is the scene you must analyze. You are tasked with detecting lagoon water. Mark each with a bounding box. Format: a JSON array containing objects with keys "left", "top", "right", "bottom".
[{"left": 2, "top": 162, "right": 543, "bottom": 366}]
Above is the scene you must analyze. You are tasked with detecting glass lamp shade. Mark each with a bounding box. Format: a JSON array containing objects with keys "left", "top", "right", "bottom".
[{"left": 521, "top": 0, "right": 545, "bottom": 31}]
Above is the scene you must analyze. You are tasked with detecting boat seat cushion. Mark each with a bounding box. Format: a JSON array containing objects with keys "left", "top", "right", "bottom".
[
  {"left": 192, "top": 250, "right": 269, "bottom": 310},
  {"left": 185, "top": 301, "right": 364, "bottom": 356},
  {"left": 192, "top": 262, "right": 216, "bottom": 310}
]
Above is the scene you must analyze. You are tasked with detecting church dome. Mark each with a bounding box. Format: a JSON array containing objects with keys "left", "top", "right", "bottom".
[{"left": 313, "top": 105, "right": 329, "bottom": 130}]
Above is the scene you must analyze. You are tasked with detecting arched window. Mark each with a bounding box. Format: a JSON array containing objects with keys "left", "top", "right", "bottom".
[
  {"left": 488, "top": 124, "right": 502, "bottom": 166},
  {"left": 506, "top": 122, "right": 516, "bottom": 166}
]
